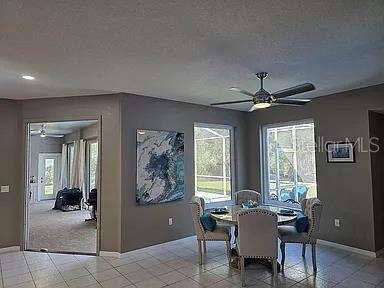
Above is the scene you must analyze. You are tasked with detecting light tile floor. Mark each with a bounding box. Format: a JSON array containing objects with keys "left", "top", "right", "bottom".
[{"left": 0, "top": 237, "right": 383, "bottom": 287}]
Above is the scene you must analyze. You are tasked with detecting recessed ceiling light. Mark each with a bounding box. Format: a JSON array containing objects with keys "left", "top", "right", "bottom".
[{"left": 21, "top": 75, "right": 35, "bottom": 80}]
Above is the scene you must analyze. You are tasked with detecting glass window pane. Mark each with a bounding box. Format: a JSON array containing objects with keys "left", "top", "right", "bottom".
[
  {"left": 45, "top": 185, "right": 54, "bottom": 195},
  {"left": 264, "top": 122, "right": 317, "bottom": 206},
  {"left": 89, "top": 141, "right": 98, "bottom": 190},
  {"left": 44, "top": 159, "right": 55, "bottom": 195},
  {"left": 279, "top": 151, "right": 294, "bottom": 183},
  {"left": 277, "top": 130, "right": 293, "bottom": 149},
  {"left": 194, "top": 126, "right": 232, "bottom": 203}
]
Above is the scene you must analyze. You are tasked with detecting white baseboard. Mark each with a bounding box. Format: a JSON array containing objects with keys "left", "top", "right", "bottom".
[
  {"left": 0, "top": 246, "right": 21, "bottom": 254},
  {"left": 99, "top": 251, "right": 121, "bottom": 258},
  {"left": 317, "top": 239, "right": 379, "bottom": 258}
]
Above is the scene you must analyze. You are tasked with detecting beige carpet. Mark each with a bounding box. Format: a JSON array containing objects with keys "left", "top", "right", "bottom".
[{"left": 28, "top": 200, "right": 96, "bottom": 254}]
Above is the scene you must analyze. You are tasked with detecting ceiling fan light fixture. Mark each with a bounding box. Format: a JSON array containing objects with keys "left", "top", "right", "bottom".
[
  {"left": 212, "top": 71, "right": 314, "bottom": 112},
  {"left": 21, "top": 75, "right": 35, "bottom": 80},
  {"left": 40, "top": 125, "right": 47, "bottom": 138},
  {"left": 254, "top": 102, "right": 271, "bottom": 109}
]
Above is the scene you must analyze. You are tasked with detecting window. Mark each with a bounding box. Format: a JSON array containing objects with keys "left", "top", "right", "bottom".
[
  {"left": 262, "top": 121, "right": 317, "bottom": 206},
  {"left": 87, "top": 140, "right": 99, "bottom": 191},
  {"left": 194, "top": 124, "right": 233, "bottom": 204},
  {"left": 44, "top": 158, "right": 55, "bottom": 195}
]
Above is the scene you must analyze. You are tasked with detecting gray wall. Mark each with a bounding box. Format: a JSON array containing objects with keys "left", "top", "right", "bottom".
[
  {"left": 120, "top": 94, "right": 248, "bottom": 252},
  {"left": 0, "top": 99, "right": 22, "bottom": 248},
  {"left": 81, "top": 124, "right": 98, "bottom": 140},
  {"left": 22, "top": 95, "right": 121, "bottom": 253},
  {"left": 369, "top": 111, "right": 384, "bottom": 252},
  {"left": 1, "top": 85, "right": 384, "bottom": 253},
  {"left": 247, "top": 84, "right": 384, "bottom": 252},
  {"left": 29, "top": 135, "right": 63, "bottom": 202}
]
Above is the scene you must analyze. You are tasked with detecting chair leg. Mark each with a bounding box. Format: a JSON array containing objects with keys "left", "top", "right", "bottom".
[
  {"left": 197, "top": 240, "right": 203, "bottom": 265},
  {"left": 225, "top": 240, "right": 231, "bottom": 263},
  {"left": 240, "top": 256, "right": 246, "bottom": 287},
  {"left": 280, "top": 242, "right": 286, "bottom": 271},
  {"left": 302, "top": 243, "right": 306, "bottom": 258},
  {"left": 311, "top": 243, "right": 317, "bottom": 273},
  {"left": 203, "top": 241, "right": 207, "bottom": 254},
  {"left": 272, "top": 259, "right": 278, "bottom": 283}
]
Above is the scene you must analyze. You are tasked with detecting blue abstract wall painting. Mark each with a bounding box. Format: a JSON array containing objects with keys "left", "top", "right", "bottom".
[{"left": 136, "top": 129, "right": 185, "bottom": 205}]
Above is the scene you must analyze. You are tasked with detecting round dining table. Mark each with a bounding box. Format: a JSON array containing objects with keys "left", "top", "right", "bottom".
[
  {"left": 210, "top": 205, "right": 297, "bottom": 225},
  {"left": 210, "top": 205, "right": 297, "bottom": 271}
]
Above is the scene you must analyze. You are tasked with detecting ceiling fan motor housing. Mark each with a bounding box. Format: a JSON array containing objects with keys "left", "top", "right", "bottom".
[{"left": 254, "top": 88, "right": 272, "bottom": 104}]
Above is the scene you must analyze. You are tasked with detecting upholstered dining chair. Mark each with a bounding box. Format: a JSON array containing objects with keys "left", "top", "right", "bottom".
[
  {"left": 235, "top": 190, "right": 262, "bottom": 206},
  {"left": 278, "top": 198, "right": 323, "bottom": 273},
  {"left": 189, "top": 196, "right": 231, "bottom": 265},
  {"left": 237, "top": 209, "right": 278, "bottom": 287}
]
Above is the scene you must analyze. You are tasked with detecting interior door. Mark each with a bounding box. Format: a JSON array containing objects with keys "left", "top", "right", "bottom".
[{"left": 38, "top": 153, "right": 61, "bottom": 201}]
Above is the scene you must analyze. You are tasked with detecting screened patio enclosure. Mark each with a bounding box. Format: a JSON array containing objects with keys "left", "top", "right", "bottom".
[{"left": 194, "top": 125, "right": 232, "bottom": 203}]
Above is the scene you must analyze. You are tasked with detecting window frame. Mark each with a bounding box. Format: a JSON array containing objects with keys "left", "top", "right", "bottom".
[
  {"left": 261, "top": 119, "right": 316, "bottom": 209},
  {"left": 194, "top": 123, "right": 236, "bottom": 208}
]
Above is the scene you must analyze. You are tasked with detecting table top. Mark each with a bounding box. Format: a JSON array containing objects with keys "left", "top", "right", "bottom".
[{"left": 210, "top": 205, "right": 297, "bottom": 225}]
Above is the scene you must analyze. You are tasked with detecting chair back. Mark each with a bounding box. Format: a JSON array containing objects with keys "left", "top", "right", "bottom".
[
  {"left": 189, "top": 196, "right": 205, "bottom": 240},
  {"left": 235, "top": 190, "right": 261, "bottom": 206},
  {"left": 237, "top": 209, "right": 278, "bottom": 259},
  {"left": 301, "top": 198, "right": 323, "bottom": 242}
]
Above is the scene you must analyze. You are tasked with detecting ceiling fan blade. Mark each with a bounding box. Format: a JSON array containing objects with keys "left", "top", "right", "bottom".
[
  {"left": 272, "top": 83, "right": 315, "bottom": 98},
  {"left": 211, "top": 99, "right": 253, "bottom": 106},
  {"left": 228, "top": 87, "right": 254, "bottom": 97},
  {"left": 275, "top": 99, "right": 311, "bottom": 106},
  {"left": 249, "top": 104, "right": 257, "bottom": 112},
  {"left": 47, "top": 134, "right": 64, "bottom": 138}
]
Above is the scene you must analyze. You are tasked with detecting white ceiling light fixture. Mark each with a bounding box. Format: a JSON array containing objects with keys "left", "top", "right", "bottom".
[
  {"left": 40, "top": 130, "right": 47, "bottom": 138},
  {"left": 21, "top": 75, "right": 35, "bottom": 80},
  {"left": 39, "top": 125, "right": 47, "bottom": 138},
  {"left": 249, "top": 102, "right": 272, "bottom": 111}
]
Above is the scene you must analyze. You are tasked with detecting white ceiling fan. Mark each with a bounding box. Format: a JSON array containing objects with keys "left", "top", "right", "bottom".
[
  {"left": 211, "top": 72, "right": 315, "bottom": 111},
  {"left": 30, "top": 124, "right": 64, "bottom": 138}
]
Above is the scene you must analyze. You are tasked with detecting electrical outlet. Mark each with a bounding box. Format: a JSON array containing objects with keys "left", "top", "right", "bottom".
[
  {"left": 334, "top": 219, "right": 340, "bottom": 227},
  {"left": 0, "top": 185, "right": 9, "bottom": 193},
  {"left": 168, "top": 218, "right": 173, "bottom": 226}
]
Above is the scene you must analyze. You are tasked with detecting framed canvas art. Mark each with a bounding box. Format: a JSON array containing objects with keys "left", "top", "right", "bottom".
[
  {"left": 326, "top": 142, "right": 355, "bottom": 163},
  {"left": 136, "top": 129, "right": 185, "bottom": 205}
]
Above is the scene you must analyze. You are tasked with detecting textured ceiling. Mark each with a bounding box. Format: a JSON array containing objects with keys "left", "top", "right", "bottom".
[{"left": 1, "top": 0, "right": 383, "bottom": 110}]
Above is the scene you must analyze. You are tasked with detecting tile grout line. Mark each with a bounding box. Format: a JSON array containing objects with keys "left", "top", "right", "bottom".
[
  {"left": 80, "top": 256, "right": 135, "bottom": 288},
  {"left": 47, "top": 252, "right": 79, "bottom": 288},
  {"left": 105, "top": 252, "right": 204, "bottom": 288},
  {"left": 101, "top": 254, "right": 149, "bottom": 287},
  {"left": 23, "top": 251, "right": 38, "bottom": 288}
]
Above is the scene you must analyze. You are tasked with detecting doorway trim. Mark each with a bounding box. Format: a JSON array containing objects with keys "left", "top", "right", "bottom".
[{"left": 22, "top": 117, "right": 102, "bottom": 255}]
